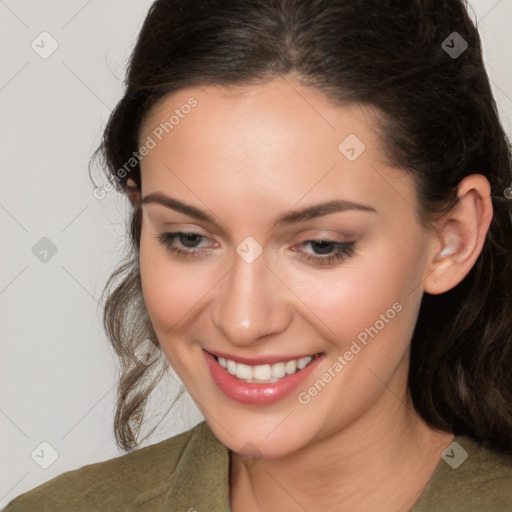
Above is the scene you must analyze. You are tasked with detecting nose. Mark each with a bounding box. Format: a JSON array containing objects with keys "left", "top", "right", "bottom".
[{"left": 211, "top": 248, "right": 292, "bottom": 347}]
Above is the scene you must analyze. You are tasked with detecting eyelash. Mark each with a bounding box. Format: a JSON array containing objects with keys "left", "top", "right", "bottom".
[{"left": 156, "top": 231, "right": 356, "bottom": 266}]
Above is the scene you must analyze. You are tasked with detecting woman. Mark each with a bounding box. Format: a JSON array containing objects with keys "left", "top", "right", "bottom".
[{"left": 4, "top": 0, "right": 512, "bottom": 510}]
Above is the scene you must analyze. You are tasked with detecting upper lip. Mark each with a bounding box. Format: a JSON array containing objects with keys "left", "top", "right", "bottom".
[{"left": 204, "top": 348, "right": 321, "bottom": 366}]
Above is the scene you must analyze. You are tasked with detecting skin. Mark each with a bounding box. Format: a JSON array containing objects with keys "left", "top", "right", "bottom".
[{"left": 129, "top": 76, "right": 493, "bottom": 512}]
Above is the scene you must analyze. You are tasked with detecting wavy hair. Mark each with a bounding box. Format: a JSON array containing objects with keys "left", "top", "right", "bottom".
[{"left": 89, "top": 0, "right": 512, "bottom": 453}]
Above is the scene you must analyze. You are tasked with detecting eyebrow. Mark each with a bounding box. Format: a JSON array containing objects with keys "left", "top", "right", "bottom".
[{"left": 141, "top": 192, "right": 377, "bottom": 227}]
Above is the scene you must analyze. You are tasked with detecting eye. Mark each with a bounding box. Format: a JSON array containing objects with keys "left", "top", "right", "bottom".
[
  {"left": 292, "top": 239, "right": 356, "bottom": 266},
  {"left": 155, "top": 231, "right": 357, "bottom": 266},
  {"left": 156, "top": 231, "right": 216, "bottom": 258}
]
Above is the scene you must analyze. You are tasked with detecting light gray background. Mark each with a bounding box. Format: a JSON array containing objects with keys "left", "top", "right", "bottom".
[{"left": 1, "top": 0, "right": 511, "bottom": 506}]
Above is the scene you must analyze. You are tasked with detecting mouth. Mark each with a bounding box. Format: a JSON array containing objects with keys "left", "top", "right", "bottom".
[
  {"left": 214, "top": 353, "right": 320, "bottom": 383},
  {"left": 203, "top": 349, "right": 324, "bottom": 405}
]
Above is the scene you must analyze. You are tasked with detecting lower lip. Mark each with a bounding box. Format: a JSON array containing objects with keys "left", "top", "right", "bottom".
[{"left": 203, "top": 350, "right": 324, "bottom": 405}]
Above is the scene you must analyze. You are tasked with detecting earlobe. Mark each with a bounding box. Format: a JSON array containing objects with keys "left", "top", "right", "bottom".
[{"left": 423, "top": 174, "right": 493, "bottom": 295}]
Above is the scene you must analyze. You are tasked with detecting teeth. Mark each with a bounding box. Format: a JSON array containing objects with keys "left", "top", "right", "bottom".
[
  {"left": 285, "top": 360, "right": 297, "bottom": 374},
  {"left": 216, "top": 355, "right": 314, "bottom": 383},
  {"left": 236, "top": 363, "right": 253, "bottom": 380},
  {"left": 253, "top": 364, "right": 271, "bottom": 380},
  {"left": 227, "top": 359, "right": 237, "bottom": 375},
  {"left": 271, "top": 362, "right": 286, "bottom": 379},
  {"left": 297, "top": 357, "right": 311, "bottom": 369}
]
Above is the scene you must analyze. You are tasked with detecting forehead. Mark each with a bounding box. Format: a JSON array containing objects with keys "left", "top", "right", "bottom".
[
  {"left": 137, "top": 78, "right": 417, "bottom": 225},
  {"left": 140, "top": 78, "right": 380, "bottom": 154}
]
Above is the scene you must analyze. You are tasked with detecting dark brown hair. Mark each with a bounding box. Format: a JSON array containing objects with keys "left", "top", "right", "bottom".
[{"left": 90, "top": 0, "right": 512, "bottom": 453}]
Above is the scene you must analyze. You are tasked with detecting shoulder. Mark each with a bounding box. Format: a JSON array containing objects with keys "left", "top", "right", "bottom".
[
  {"left": 412, "top": 435, "right": 512, "bottom": 512},
  {"left": 1, "top": 421, "right": 230, "bottom": 512}
]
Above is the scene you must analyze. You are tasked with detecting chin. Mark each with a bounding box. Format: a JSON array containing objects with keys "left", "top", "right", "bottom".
[{"left": 205, "top": 411, "right": 318, "bottom": 460}]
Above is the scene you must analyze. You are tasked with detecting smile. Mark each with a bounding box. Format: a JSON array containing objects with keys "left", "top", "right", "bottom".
[
  {"left": 216, "top": 355, "right": 315, "bottom": 383},
  {"left": 203, "top": 350, "right": 324, "bottom": 405}
]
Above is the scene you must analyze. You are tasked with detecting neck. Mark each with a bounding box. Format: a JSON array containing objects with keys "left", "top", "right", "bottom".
[{"left": 229, "top": 384, "right": 454, "bottom": 512}]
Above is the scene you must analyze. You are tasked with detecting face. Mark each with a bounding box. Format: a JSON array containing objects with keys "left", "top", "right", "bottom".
[{"left": 136, "top": 77, "right": 435, "bottom": 458}]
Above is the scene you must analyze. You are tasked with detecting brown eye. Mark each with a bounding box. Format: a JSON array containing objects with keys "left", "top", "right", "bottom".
[
  {"left": 156, "top": 231, "right": 214, "bottom": 258},
  {"left": 292, "top": 240, "right": 356, "bottom": 266}
]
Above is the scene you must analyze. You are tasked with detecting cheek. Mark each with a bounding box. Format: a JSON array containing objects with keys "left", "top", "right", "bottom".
[
  {"left": 138, "top": 231, "right": 213, "bottom": 340},
  {"left": 286, "top": 236, "right": 425, "bottom": 350}
]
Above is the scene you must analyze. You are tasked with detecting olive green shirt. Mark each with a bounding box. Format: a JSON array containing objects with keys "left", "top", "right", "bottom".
[{"left": 3, "top": 421, "right": 512, "bottom": 511}]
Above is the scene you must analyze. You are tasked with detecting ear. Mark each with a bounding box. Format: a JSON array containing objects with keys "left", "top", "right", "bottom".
[
  {"left": 126, "top": 178, "right": 142, "bottom": 208},
  {"left": 423, "top": 174, "right": 493, "bottom": 295}
]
